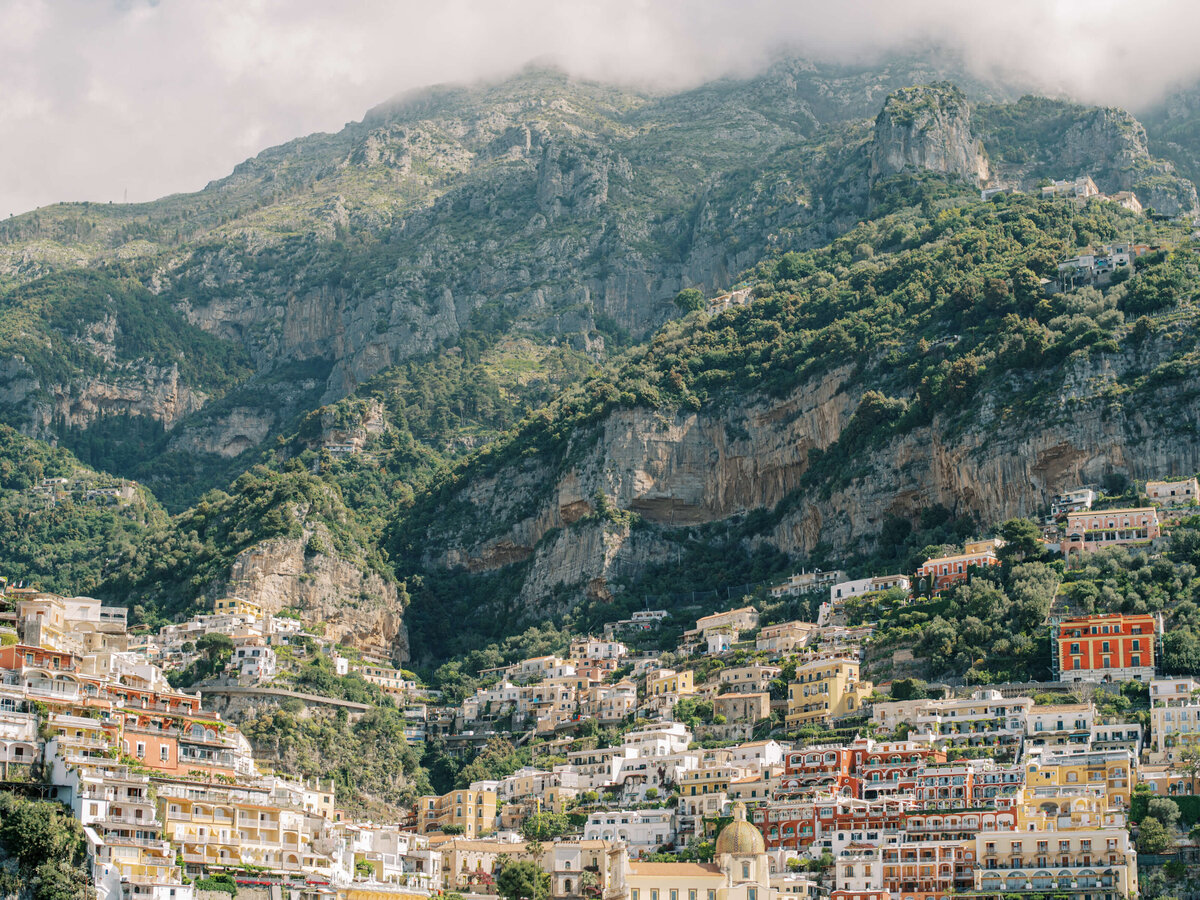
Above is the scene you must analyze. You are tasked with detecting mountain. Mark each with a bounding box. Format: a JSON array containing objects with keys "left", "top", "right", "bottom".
[
  {"left": 0, "top": 58, "right": 1021, "bottom": 509},
  {"left": 390, "top": 187, "right": 1200, "bottom": 666},
  {"left": 1, "top": 58, "right": 1200, "bottom": 669}
]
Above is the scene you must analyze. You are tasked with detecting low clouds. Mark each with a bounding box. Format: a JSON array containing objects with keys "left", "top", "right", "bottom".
[{"left": 4, "top": 0, "right": 1200, "bottom": 217}]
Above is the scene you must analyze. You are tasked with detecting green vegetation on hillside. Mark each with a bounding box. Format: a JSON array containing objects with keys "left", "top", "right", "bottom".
[
  {"left": 0, "top": 267, "right": 249, "bottom": 393},
  {"left": 0, "top": 424, "right": 161, "bottom": 593},
  {"left": 393, "top": 188, "right": 1199, "bottom": 665},
  {"left": 0, "top": 794, "right": 93, "bottom": 900},
  {"left": 99, "top": 463, "right": 390, "bottom": 625}
]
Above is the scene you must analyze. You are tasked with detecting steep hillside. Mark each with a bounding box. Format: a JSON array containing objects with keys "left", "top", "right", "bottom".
[
  {"left": 2, "top": 66, "right": 1199, "bottom": 675},
  {"left": 391, "top": 188, "right": 1200, "bottom": 666},
  {"left": 96, "top": 464, "right": 407, "bottom": 659},
  {"left": 0, "top": 424, "right": 163, "bottom": 595},
  {"left": 0, "top": 60, "right": 1020, "bottom": 509}
]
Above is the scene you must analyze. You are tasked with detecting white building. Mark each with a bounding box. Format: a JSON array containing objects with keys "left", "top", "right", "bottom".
[
  {"left": 828, "top": 575, "right": 910, "bottom": 602},
  {"left": 584, "top": 808, "right": 677, "bottom": 856},
  {"left": 622, "top": 722, "right": 692, "bottom": 758},
  {"left": 1150, "top": 676, "right": 1200, "bottom": 761},
  {"left": 234, "top": 645, "right": 276, "bottom": 679},
  {"left": 1052, "top": 488, "right": 1097, "bottom": 516},
  {"left": 569, "top": 637, "right": 628, "bottom": 661}
]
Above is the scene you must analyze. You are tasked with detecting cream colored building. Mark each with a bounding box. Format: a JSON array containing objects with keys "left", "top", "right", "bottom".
[
  {"left": 1146, "top": 477, "right": 1199, "bottom": 507},
  {"left": 604, "top": 803, "right": 777, "bottom": 900},
  {"left": 974, "top": 785, "right": 1136, "bottom": 899},
  {"left": 756, "top": 621, "right": 817, "bottom": 655}
]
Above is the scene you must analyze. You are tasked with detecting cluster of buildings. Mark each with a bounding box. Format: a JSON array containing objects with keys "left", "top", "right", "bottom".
[
  {"left": 1053, "top": 241, "right": 1153, "bottom": 291},
  {"left": 1039, "top": 175, "right": 1144, "bottom": 215},
  {"left": 25, "top": 475, "right": 139, "bottom": 508},
  {"left": 3, "top": 473, "right": 1200, "bottom": 900}
]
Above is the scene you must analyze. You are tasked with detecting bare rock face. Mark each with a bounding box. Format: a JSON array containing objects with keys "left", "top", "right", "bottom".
[
  {"left": 1057, "top": 107, "right": 1199, "bottom": 217},
  {"left": 221, "top": 527, "right": 408, "bottom": 663},
  {"left": 423, "top": 340, "right": 1200, "bottom": 619},
  {"left": 0, "top": 357, "right": 207, "bottom": 438},
  {"left": 870, "top": 83, "right": 990, "bottom": 185},
  {"left": 169, "top": 407, "right": 276, "bottom": 457}
]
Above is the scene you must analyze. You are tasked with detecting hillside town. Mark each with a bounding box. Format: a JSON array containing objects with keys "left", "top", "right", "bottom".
[{"left": 1, "top": 476, "right": 1198, "bottom": 900}]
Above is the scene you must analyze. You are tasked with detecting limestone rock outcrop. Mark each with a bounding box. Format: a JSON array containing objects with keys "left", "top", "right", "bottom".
[
  {"left": 870, "top": 83, "right": 990, "bottom": 185},
  {"left": 220, "top": 528, "right": 408, "bottom": 663}
]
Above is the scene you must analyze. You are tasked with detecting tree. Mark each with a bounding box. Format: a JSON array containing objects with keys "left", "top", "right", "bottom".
[
  {"left": 673, "top": 288, "right": 704, "bottom": 313},
  {"left": 999, "top": 518, "right": 1043, "bottom": 561},
  {"left": 1147, "top": 797, "right": 1181, "bottom": 830},
  {"left": 521, "top": 811, "right": 570, "bottom": 842},
  {"left": 890, "top": 678, "right": 929, "bottom": 701},
  {"left": 1179, "top": 746, "right": 1200, "bottom": 794},
  {"left": 496, "top": 859, "right": 550, "bottom": 900},
  {"left": 1188, "top": 822, "right": 1200, "bottom": 848},
  {"left": 1136, "top": 817, "right": 1173, "bottom": 854}
]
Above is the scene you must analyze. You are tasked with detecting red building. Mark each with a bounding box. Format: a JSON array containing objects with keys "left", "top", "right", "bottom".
[
  {"left": 754, "top": 795, "right": 912, "bottom": 851},
  {"left": 1056, "top": 612, "right": 1158, "bottom": 683},
  {"left": 859, "top": 744, "right": 945, "bottom": 801},
  {"left": 779, "top": 746, "right": 859, "bottom": 797}
]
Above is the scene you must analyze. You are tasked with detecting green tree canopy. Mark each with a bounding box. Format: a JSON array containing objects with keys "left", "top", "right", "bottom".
[{"left": 496, "top": 859, "right": 550, "bottom": 900}]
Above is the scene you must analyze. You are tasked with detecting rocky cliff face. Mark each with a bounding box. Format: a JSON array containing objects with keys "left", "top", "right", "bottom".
[
  {"left": 870, "top": 84, "right": 990, "bottom": 186},
  {"left": 220, "top": 527, "right": 408, "bottom": 663},
  {"left": 0, "top": 357, "right": 206, "bottom": 438},
  {"left": 1057, "top": 108, "right": 1199, "bottom": 217},
  {"left": 418, "top": 339, "right": 1200, "bottom": 627}
]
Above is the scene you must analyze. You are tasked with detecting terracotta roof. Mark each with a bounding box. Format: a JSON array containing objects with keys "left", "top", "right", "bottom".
[{"left": 629, "top": 862, "right": 722, "bottom": 876}]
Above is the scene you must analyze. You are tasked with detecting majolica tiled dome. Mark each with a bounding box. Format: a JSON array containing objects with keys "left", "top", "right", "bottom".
[{"left": 715, "top": 802, "right": 765, "bottom": 855}]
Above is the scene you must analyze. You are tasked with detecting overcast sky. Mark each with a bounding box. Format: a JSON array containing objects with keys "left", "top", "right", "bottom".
[{"left": 4, "top": 0, "right": 1200, "bottom": 218}]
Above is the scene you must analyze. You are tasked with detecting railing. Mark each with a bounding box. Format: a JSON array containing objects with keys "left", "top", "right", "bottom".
[{"left": 105, "top": 835, "right": 169, "bottom": 850}]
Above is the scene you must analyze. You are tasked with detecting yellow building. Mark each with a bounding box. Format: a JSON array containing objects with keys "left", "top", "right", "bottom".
[
  {"left": 785, "top": 657, "right": 872, "bottom": 728},
  {"left": 680, "top": 766, "right": 737, "bottom": 798},
  {"left": 213, "top": 597, "right": 263, "bottom": 617},
  {"left": 974, "top": 785, "right": 1137, "bottom": 899},
  {"left": 1024, "top": 749, "right": 1134, "bottom": 809},
  {"left": 645, "top": 668, "right": 695, "bottom": 698},
  {"left": 417, "top": 786, "right": 498, "bottom": 838}
]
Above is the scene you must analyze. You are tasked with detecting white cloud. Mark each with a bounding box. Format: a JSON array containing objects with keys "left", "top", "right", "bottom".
[{"left": 3, "top": 0, "right": 1200, "bottom": 218}]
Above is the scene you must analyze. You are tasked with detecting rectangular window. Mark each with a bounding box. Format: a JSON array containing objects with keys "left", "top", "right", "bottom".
[
  {"left": 651, "top": 892, "right": 658, "bottom": 900},
  {"left": 671, "top": 892, "right": 678, "bottom": 900}
]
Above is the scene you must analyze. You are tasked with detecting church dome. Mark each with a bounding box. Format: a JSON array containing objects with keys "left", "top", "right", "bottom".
[{"left": 715, "top": 802, "right": 765, "bottom": 855}]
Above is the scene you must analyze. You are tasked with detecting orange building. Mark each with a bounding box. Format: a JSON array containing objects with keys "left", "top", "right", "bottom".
[
  {"left": 1056, "top": 612, "right": 1158, "bottom": 683},
  {"left": 918, "top": 540, "right": 1003, "bottom": 595}
]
